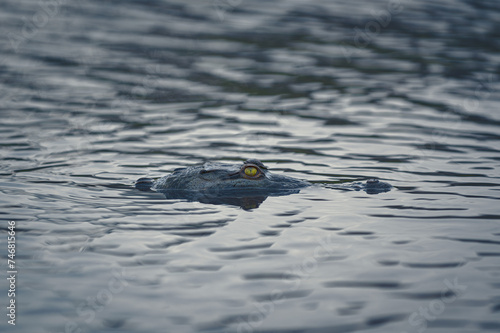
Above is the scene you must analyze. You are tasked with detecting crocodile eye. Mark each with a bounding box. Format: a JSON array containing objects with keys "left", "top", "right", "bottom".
[{"left": 244, "top": 166, "right": 258, "bottom": 177}]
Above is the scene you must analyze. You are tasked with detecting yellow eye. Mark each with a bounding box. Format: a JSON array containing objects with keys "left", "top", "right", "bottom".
[{"left": 244, "top": 166, "right": 258, "bottom": 177}]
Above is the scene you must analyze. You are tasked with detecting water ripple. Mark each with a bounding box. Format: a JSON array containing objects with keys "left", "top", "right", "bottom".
[{"left": 1, "top": 0, "right": 500, "bottom": 332}]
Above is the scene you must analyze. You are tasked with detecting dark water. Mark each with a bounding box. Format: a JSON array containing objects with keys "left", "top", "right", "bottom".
[{"left": 1, "top": 0, "right": 500, "bottom": 332}]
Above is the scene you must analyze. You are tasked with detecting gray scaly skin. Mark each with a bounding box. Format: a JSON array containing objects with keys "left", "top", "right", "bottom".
[{"left": 136, "top": 159, "right": 391, "bottom": 194}]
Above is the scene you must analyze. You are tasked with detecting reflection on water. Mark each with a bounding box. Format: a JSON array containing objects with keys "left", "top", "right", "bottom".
[
  {"left": 1, "top": 0, "right": 500, "bottom": 332},
  {"left": 157, "top": 189, "right": 293, "bottom": 210}
]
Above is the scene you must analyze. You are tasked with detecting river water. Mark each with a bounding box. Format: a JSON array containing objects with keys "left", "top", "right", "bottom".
[{"left": 1, "top": 0, "right": 500, "bottom": 332}]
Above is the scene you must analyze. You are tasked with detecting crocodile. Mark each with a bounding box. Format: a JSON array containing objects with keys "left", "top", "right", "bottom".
[{"left": 135, "top": 159, "right": 392, "bottom": 209}]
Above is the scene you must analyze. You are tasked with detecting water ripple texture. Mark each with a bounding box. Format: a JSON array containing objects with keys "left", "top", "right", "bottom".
[{"left": 1, "top": 0, "right": 499, "bottom": 332}]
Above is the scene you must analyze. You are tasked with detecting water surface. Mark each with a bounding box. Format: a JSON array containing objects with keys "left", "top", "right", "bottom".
[{"left": 1, "top": 0, "right": 500, "bottom": 332}]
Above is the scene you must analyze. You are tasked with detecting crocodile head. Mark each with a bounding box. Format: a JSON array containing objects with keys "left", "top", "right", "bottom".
[{"left": 151, "top": 158, "right": 310, "bottom": 193}]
